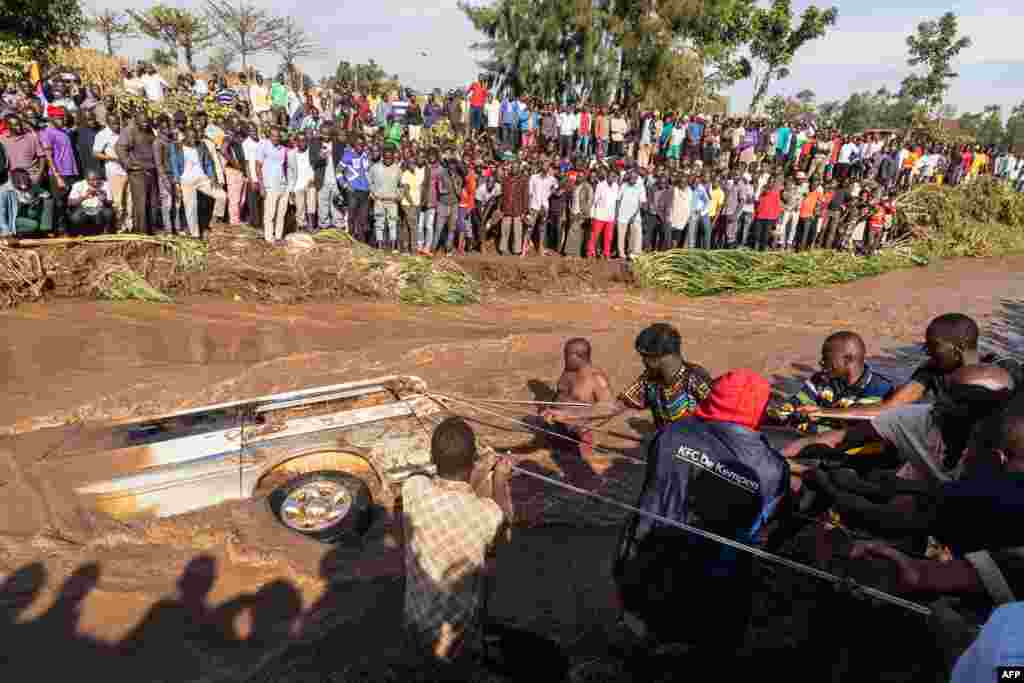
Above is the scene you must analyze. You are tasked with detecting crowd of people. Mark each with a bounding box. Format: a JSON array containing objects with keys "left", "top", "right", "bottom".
[
  {"left": 3, "top": 66, "right": 1023, "bottom": 255},
  {"left": 410, "top": 313, "right": 1024, "bottom": 679}
]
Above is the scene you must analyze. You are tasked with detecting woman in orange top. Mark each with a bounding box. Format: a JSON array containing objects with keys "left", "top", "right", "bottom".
[
  {"left": 863, "top": 193, "right": 894, "bottom": 255},
  {"left": 456, "top": 163, "right": 477, "bottom": 255},
  {"left": 795, "top": 185, "right": 821, "bottom": 251}
]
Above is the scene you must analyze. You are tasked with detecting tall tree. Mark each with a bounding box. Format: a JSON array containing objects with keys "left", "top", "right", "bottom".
[
  {"left": 898, "top": 12, "right": 972, "bottom": 116},
  {"left": 149, "top": 47, "right": 177, "bottom": 68},
  {"left": 88, "top": 9, "right": 136, "bottom": 57},
  {"left": 959, "top": 105, "right": 1005, "bottom": 148},
  {"left": 1005, "top": 102, "right": 1024, "bottom": 153},
  {"left": 1, "top": 0, "right": 86, "bottom": 68},
  {"left": 794, "top": 89, "right": 815, "bottom": 105},
  {"left": 205, "top": 0, "right": 285, "bottom": 71},
  {"left": 129, "top": 5, "right": 212, "bottom": 70},
  {"left": 272, "top": 16, "right": 324, "bottom": 90},
  {"left": 206, "top": 46, "right": 237, "bottom": 75},
  {"left": 747, "top": 0, "right": 837, "bottom": 114}
]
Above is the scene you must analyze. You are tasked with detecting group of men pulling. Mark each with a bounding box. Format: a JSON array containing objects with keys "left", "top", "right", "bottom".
[{"left": 400, "top": 313, "right": 1024, "bottom": 680}]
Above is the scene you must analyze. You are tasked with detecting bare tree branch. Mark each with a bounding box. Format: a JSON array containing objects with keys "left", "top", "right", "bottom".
[
  {"left": 205, "top": 0, "right": 286, "bottom": 71},
  {"left": 88, "top": 9, "right": 137, "bottom": 57}
]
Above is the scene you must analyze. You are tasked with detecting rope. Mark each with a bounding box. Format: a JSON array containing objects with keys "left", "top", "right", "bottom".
[
  {"left": 425, "top": 391, "right": 908, "bottom": 545},
  {"left": 416, "top": 390, "right": 934, "bottom": 611},
  {"left": 437, "top": 392, "right": 595, "bottom": 409},
  {"left": 425, "top": 392, "right": 648, "bottom": 462},
  {"left": 506, "top": 462, "right": 932, "bottom": 617}
]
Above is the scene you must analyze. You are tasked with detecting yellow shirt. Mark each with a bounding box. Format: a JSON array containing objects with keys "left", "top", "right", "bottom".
[
  {"left": 709, "top": 187, "right": 725, "bottom": 217},
  {"left": 400, "top": 167, "right": 425, "bottom": 206},
  {"left": 971, "top": 154, "right": 987, "bottom": 174}
]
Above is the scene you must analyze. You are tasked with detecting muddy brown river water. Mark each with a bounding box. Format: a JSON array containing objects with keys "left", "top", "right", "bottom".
[{"left": 2, "top": 255, "right": 1024, "bottom": 681}]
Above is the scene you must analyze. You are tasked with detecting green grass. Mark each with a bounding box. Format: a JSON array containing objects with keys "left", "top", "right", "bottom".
[{"left": 634, "top": 179, "right": 1024, "bottom": 298}]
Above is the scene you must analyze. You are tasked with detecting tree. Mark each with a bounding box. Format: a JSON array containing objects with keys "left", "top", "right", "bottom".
[
  {"left": 272, "top": 16, "right": 324, "bottom": 90},
  {"left": 206, "top": 46, "right": 237, "bottom": 75},
  {"left": 747, "top": 0, "right": 838, "bottom": 114},
  {"left": 959, "top": 105, "right": 1005, "bottom": 148},
  {"left": 795, "top": 89, "right": 815, "bottom": 105},
  {"left": 129, "top": 5, "right": 212, "bottom": 70},
  {"left": 149, "top": 47, "right": 177, "bottom": 68},
  {"left": 1005, "top": 102, "right": 1024, "bottom": 153},
  {"left": 898, "top": 12, "right": 972, "bottom": 115},
  {"left": 1, "top": 0, "right": 87, "bottom": 68},
  {"left": 205, "top": 0, "right": 285, "bottom": 71},
  {"left": 87, "top": 9, "right": 136, "bottom": 57},
  {"left": 333, "top": 58, "right": 387, "bottom": 92}
]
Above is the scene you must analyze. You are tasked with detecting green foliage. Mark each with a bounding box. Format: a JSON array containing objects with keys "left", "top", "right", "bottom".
[
  {"left": 958, "top": 105, "right": 1004, "bottom": 148},
  {"left": 333, "top": 59, "right": 388, "bottom": 92},
  {"left": 747, "top": 0, "right": 838, "bottom": 114},
  {"left": 831, "top": 87, "right": 916, "bottom": 135},
  {"left": 150, "top": 48, "right": 177, "bottom": 68},
  {"left": 899, "top": 12, "right": 972, "bottom": 115},
  {"left": 0, "top": 0, "right": 87, "bottom": 68}
]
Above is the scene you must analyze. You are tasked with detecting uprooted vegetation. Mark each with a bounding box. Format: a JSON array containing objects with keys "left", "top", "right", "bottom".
[
  {"left": 633, "top": 177, "right": 1024, "bottom": 297},
  {"left": 0, "top": 226, "right": 483, "bottom": 309}
]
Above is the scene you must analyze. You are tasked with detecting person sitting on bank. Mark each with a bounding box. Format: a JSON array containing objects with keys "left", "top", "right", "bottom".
[
  {"left": 769, "top": 330, "right": 894, "bottom": 434},
  {"left": 401, "top": 416, "right": 514, "bottom": 673},
  {"left": 10, "top": 168, "right": 54, "bottom": 235},
  {"left": 67, "top": 170, "right": 114, "bottom": 235},
  {"left": 613, "top": 370, "right": 790, "bottom": 666}
]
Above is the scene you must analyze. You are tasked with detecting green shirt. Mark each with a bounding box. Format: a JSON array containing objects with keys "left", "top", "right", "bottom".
[
  {"left": 385, "top": 123, "right": 402, "bottom": 147},
  {"left": 271, "top": 83, "right": 287, "bottom": 107}
]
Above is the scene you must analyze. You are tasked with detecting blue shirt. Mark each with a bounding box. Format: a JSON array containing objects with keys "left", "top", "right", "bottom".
[
  {"left": 257, "top": 140, "right": 289, "bottom": 192},
  {"left": 690, "top": 184, "right": 709, "bottom": 216},
  {"left": 517, "top": 103, "right": 529, "bottom": 130},
  {"left": 500, "top": 100, "right": 517, "bottom": 126},
  {"left": 952, "top": 602, "right": 1024, "bottom": 683},
  {"left": 341, "top": 148, "right": 370, "bottom": 192},
  {"left": 687, "top": 121, "right": 704, "bottom": 145}
]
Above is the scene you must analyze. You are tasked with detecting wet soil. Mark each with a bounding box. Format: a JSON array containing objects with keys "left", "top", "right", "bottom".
[{"left": 2, "top": 255, "right": 1024, "bottom": 681}]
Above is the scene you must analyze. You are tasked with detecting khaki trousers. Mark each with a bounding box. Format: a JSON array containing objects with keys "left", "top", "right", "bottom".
[{"left": 263, "top": 190, "right": 288, "bottom": 242}]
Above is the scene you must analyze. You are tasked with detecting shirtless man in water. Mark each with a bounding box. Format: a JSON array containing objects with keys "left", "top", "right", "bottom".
[{"left": 544, "top": 338, "right": 613, "bottom": 458}]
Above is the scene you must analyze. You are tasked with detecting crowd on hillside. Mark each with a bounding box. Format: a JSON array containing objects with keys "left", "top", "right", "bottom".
[{"left": 2, "top": 65, "right": 1023, "bottom": 254}]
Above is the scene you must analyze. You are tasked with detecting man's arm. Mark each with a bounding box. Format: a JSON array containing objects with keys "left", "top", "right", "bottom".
[
  {"left": 850, "top": 542, "right": 987, "bottom": 595},
  {"left": 780, "top": 420, "right": 882, "bottom": 459},
  {"left": 809, "top": 380, "right": 927, "bottom": 420}
]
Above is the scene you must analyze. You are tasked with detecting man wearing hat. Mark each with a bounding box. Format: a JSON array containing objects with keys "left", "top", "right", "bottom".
[{"left": 38, "top": 108, "right": 78, "bottom": 233}]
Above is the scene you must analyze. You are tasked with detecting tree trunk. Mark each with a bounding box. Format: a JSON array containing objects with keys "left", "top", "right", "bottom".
[
  {"left": 749, "top": 72, "right": 771, "bottom": 116},
  {"left": 106, "top": 34, "right": 114, "bottom": 57},
  {"left": 185, "top": 44, "right": 195, "bottom": 71}
]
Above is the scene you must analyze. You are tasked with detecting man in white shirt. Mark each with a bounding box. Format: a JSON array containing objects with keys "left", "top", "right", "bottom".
[
  {"left": 616, "top": 169, "right": 647, "bottom": 259},
  {"left": 140, "top": 66, "right": 169, "bottom": 103},
  {"left": 67, "top": 170, "right": 113, "bottom": 234},
  {"left": 292, "top": 133, "right": 317, "bottom": 231},
  {"left": 525, "top": 164, "right": 558, "bottom": 256},
  {"left": 587, "top": 168, "right": 618, "bottom": 258},
  {"left": 558, "top": 108, "right": 578, "bottom": 159},
  {"left": 92, "top": 115, "right": 131, "bottom": 231},
  {"left": 241, "top": 123, "right": 262, "bottom": 229}
]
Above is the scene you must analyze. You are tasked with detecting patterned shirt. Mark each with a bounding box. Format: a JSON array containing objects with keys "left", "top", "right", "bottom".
[
  {"left": 401, "top": 475, "right": 504, "bottom": 660},
  {"left": 619, "top": 362, "right": 713, "bottom": 429},
  {"left": 769, "top": 364, "right": 893, "bottom": 434}
]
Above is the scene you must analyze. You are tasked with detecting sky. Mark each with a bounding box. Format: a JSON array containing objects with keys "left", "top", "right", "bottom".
[{"left": 90, "top": 0, "right": 1024, "bottom": 116}]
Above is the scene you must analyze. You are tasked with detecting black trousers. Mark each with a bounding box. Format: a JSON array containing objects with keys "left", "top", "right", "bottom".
[
  {"left": 794, "top": 217, "right": 817, "bottom": 251},
  {"left": 349, "top": 190, "right": 370, "bottom": 240},
  {"left": 68, "top": 207, "right": 114, "bottom": 235},
  {"left": 128, "top": 169, "right": 158, "bottom": 234},
  {"left": 753, "top": 218, "right": 776, "bottom": 251}
]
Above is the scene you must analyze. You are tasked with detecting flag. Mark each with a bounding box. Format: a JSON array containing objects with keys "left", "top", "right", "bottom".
[{"left": 36, "top": 82, "right": 49, "bottom": 118}]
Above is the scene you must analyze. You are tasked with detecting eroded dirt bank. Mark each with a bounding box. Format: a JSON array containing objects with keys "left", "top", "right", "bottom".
[{"left": 2, "top": 255, "right": 1024, "bottom": 681}]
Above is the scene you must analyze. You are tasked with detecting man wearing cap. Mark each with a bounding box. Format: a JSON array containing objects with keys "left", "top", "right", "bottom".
[
  {"left": 611, "top": 368, "right": 790, "bottom": 663},
  {"left": 38, "top": 109, "right": 78, "bottom": 233}
]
